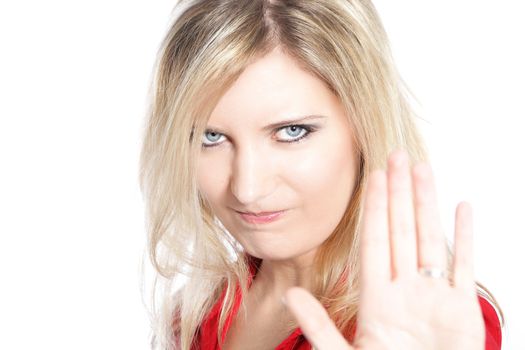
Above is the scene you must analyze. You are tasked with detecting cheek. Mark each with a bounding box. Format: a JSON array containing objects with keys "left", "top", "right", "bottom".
[
  {"left": 196, "top": 155, "right": 229, "bottom": 206},
  {"left": 284, "top": 136, "right": 356, "bottom": 237},
  {"left": 287, "top": 136, "right": 355, "bottom": 196}
]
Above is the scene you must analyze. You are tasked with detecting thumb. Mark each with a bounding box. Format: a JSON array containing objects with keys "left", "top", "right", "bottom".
[{"left": 283, "top": 287, "right": 354, "bottom": 350}]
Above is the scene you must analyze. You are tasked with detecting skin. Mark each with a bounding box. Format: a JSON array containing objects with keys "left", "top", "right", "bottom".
[
  {"left": 197, "top": 46, "right": 485, "bottom": 349},
  {"left": 284, "top": 155, "right": 486, "bottom": 349},
  {"left": 197, "top": 45, "right": 359, "bottom": 297},
  {"left": 196, "top": 46, "right": 359, "bottom": 348}
]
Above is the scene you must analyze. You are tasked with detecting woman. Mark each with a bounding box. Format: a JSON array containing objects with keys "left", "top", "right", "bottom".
[{"left": 139, "top": 0, "right": 504, "bottom": 349}]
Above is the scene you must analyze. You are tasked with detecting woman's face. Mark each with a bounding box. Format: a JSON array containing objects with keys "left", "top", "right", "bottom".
[{"left": 197, "top": 47, "right": 359, "bottom": 263}]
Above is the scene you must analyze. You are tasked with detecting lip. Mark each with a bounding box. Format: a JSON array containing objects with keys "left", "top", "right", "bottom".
[{"left": 236, "top": 210, "right": 287, "bottom": 224}]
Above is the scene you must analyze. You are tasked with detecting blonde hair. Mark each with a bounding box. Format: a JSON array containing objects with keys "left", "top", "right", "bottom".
[{"left": 138, "top": 0, "right": 504, "bottom": 348}]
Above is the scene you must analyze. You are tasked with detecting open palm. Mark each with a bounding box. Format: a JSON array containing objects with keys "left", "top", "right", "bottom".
[{"left": 284, "top": 150, "right": 485, "bottom": 350}]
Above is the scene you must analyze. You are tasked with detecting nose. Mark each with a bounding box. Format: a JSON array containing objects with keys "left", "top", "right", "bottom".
[{"left": 230, "top": 145, "right": 273, "bottom": 206}]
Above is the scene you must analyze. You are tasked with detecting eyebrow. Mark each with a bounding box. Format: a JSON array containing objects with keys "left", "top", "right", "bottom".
[{"left": 207, "top": 114, "right": 328, "bottom": 133}]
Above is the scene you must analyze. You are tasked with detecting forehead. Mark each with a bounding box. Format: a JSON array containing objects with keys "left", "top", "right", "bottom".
[{"left": 207, "top": 47, "right": 341, "bottom": 128}]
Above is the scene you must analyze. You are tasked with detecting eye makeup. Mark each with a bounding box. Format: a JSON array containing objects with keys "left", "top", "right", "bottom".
[{"left": 201, "top": 123, "right": 320, "bottom": 148}]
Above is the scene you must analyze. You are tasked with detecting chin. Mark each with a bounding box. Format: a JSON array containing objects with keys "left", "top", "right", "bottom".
[{"left": 244, "top": 244, "right": 319, "bottom": 263}]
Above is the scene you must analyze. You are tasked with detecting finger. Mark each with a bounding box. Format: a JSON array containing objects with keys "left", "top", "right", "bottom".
[
  {"left": 387, "top": 149, "right": 418, "bottom": 279},
  {"left": 360, "top": 169, "right": 390, "bottom": 290},
  {"left": 412, "top": 162, "right": 448, "bottom": 272},
  {"left": 452, "top": 201, "right": 476, "bottom": 293},
  {"left": 284, "top": 287, "right": 353, "bottom": 350}
]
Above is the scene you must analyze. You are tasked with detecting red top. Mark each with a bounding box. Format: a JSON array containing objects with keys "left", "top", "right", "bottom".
[{"left": 195, "top": 267, "right": 502, "bottom": 350}]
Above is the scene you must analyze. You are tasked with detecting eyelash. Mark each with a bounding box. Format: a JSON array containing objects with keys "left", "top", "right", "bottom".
[{"left": 201, "top": 124, "right": 317, "bottom": 148}]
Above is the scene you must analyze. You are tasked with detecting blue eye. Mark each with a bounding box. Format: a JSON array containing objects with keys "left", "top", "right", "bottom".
[
  {"left": 201, "top": 131, "right": 225, "bottom": 147},
  {"left": 201, "top": 124, "right": 317, "bottom": 148},
  {"left": 276, "top": 125, "right": 313, "bottom": 143}
]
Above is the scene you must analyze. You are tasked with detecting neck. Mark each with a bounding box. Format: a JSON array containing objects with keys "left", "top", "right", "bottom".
[{"left": 250, "top": 249, "right": 317, "bottom": 303}]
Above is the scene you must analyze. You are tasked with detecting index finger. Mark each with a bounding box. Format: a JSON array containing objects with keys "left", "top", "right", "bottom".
[{"left": 360, "top": 169, "right": 391, "bottom": 289}]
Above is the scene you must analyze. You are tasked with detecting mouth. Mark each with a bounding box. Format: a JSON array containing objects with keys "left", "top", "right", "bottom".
[{"left": 236, "top": 210, "right": 287, "bottom": 224}]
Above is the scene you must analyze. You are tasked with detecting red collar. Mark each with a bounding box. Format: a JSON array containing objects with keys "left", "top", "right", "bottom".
[{"left": 194, "top": 261, "right": 501, "bottom": 350}]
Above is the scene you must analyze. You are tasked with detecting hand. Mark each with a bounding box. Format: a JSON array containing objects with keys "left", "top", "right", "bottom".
[{"left": 284, "top": 149, "right": 485, "bottom": 350}]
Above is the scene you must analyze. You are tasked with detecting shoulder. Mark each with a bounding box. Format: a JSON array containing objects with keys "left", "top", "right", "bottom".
[{"left": 477, "top": 295, "right": 503, "bottom": 350}]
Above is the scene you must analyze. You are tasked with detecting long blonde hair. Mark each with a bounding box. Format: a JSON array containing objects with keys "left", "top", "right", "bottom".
[{"left": 138, "top": 0, "right": 504, "bottom": 348}]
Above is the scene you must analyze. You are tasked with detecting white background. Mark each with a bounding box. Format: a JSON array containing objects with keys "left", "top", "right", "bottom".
[{"left": 0, "top": 1, "right": 522, "bottom": 349}]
